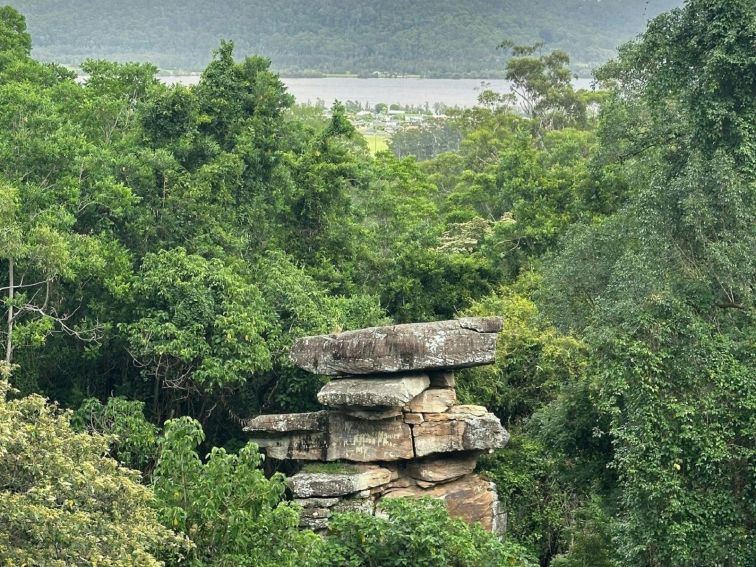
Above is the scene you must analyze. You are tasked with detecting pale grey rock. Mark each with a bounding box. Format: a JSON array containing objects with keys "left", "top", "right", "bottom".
[
  {"left": 317, "top": 375, "right": 430, "bottom": 408},
  {"left": 423, "top": 405, "right": 489, "bottom": 421},
  {"left": 299, "top": 517, "right": 328, "bottom": 532},
  {"left": 492, "top": 502, "right": 508, "bottom": 536},
  {"left": 243, "top": 411, "right": 328, "bottom": 433},
  {"left": 287, "top": 465, "right": 393, "bottom": 498},
  {"left": 457, "top": 317, "right": 503, "bottom": 333},
  {"left": 300, "top": 507, "right": 331, "bottom": 521},
  {"left": 413, "top": 413, "right": 508, "bottom": 457},
  {"left": 332, "top": 498, "right": 375, "bottom": 515},
  {"left": 461, "top": 413, "right": 510, "bottom": 451},
  {"left": 293, "top": 497, "right": 340, "bottom": 508},
  {"left": 248, "top": 431, "right": 327, "bottom": 460},
  {"left": 290, "top": 317, "right": 502, "bottom": 375},
  {"left": 295, "top": 498, "right": 337, "bottom": 529}
]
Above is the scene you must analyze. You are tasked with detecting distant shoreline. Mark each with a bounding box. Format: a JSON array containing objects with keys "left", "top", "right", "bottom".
[{"left": 65, "top": 66, "right": 594, "bottom": 81}]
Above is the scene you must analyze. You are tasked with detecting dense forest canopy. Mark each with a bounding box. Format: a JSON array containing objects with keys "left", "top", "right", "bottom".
[
  {"left": 10, "top": 0, "right": 682, "bottom": 76},
  {"left": 0, "top": 1, "right": 753, "bottom": 565}
]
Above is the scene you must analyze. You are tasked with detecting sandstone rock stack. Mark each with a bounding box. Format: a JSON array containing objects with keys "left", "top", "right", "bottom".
[{"left": 244, "top": 317, "right": 509, "bottom": 533}]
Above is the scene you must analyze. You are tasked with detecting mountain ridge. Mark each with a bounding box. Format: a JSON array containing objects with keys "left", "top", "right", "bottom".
[{"left": 11, "top": 0, "right": 683, "bottom": 77}]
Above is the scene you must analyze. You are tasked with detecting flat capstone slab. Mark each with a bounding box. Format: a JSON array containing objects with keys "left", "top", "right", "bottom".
[
  {"left": 290, "top": 317, "right": 503, "bottom": 376},
  {"left": 317, "top": 374, "right": 430, "bottom": 408}
]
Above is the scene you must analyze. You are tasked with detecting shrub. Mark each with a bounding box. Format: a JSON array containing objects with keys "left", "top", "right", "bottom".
[
  {"left": 0, "top": 381, "right": 188, "bottom": 565},
  {"left": 313, "top": 497, "right": 537, "bottom": 567},
  {"left": 152, "top": 416, "right": 318, "bottom": 566}
]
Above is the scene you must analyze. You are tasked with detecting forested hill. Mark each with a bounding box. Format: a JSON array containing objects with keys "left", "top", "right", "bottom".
[{"left": 11, "top": 0, "right": 682, "bottom": 76}]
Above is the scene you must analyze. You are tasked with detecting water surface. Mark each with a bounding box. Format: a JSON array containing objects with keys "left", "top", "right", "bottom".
[{"left": 162, "top": 76, "right": 595, "bottom": 108}]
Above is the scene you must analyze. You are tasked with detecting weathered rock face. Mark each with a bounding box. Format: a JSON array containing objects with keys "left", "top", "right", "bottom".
[
  {"left": 461, "top": 413, "right": 510, "bottom": 451},
  {"left": 290, "top": 317, "right": 502, "bottom": 375},
  {"left": 245, "top": 411, "right": 328, "bottom": 433},
  {"left": 245, "top": 318, "right": 510, "bottom": 534},
  {"left": 248, "top": 430, "right": 328, "bottom": 461},
  {"left": 341, "top": 407, "right": 403, "bottom": 420},
  {"left": 446, "top": 404, "right": 487, "bottom": 417},
  {"left": 412, "top": 420, "right": 467, "bottom": 456},
  {"left": 246, "top": 412, "right": 415, "bottom": 462},
  {"left": 404, "top": 388, "right": 456, "bottom": 413},
  {"left": 288, "top": 465, "right": 393, "bottom": 498},
  {"left": 246, "top": 407, "right": 506, "bottom": 461},
  {"left": 413, "top": 412, "right": 508, "bottom": 457},
  {"left": 297, "top": 504, "right": 333, "bottom": 530},
  {"left": 317, "top": 374, "right": 430, "bottom": 409},
  {"left": 295, "top": 495, "right": 377, "bottom": 530},
  {"left": 326, "top": 414, "right": 414, "bottom": 462},
  {"left": 406, "top": 453, "right": 478, "bottom": 483}
]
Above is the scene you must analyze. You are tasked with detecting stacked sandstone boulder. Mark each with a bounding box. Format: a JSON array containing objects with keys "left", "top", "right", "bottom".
[{"left": 244, "top": 317, "right": 509, "bottom": 533}]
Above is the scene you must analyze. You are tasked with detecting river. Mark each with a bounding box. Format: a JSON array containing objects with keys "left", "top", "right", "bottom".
[{"left": 161, "top": 76, "right": 595, "bottom": 108}]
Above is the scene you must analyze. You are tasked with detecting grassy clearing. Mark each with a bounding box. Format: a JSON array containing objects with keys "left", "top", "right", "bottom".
[{"left": 361, "top": 131, "right": 390, "bottom": 154}]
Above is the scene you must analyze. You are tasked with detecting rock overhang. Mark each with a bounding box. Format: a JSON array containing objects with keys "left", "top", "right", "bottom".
[{"left": 289, "top": 317, "right": 503, "bottom": 376}]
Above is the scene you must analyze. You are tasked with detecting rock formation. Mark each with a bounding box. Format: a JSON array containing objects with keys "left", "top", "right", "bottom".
[{"left": 244, "top": 317, "right": 509, "bottom": 533}]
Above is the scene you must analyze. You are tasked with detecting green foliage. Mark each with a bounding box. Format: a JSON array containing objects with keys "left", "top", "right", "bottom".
[
  {"left": 314, "top": 497, "right": 537, "bottom": 567},
  {"left": 597, "top": 0, "right": 756, "bottom": 165},
  {"left": 195, "top": 42, "right": 293, "bottom": 150},
  {"left": 152, "top": 416, "right": 318, "bottom": 566},
  {"left": 248, "top": 250, "right": 388, "bottom": 413},
  {"left": 140, "top": 85, "right": 198, "bottom": 146},
  {"left": 499, "top": 42, "right": 587, "bottom": 133},
  {"left": 549, "top": 497, "right": 614, "bottom": 567},
  {"left": 0, "top": 380, "right": 189, "bottom": 565},
  {"left": 423, "top": 108, "right": 601, "bottom": 281},
  {"left": 390, "top": 119, "right": 462, "bottom": 161},
  {"left": 540, "top": 1, "right": 756, "bottom": 564},
  {"left": 72, "top": 396, "right": 159, "bottom": 470},
  {"left": 479, "top": 437, "right": 573, "bottom": 563},
  {"left": 457, "top": 281, "right": 587, "bottom": 424},
  {"left": 125, "top": 248, "right": 274, "bottom": 397},
  {"left": 0, "top": 5, "right": 30, "bottom": 59}
]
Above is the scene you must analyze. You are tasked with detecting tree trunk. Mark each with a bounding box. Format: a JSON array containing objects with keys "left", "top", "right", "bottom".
[
  {"left": 5, "top": 257, "right": 13, "bottom": 365},
  {"left": 152, "top": 372, "right": 161, "bottom": 422}
]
